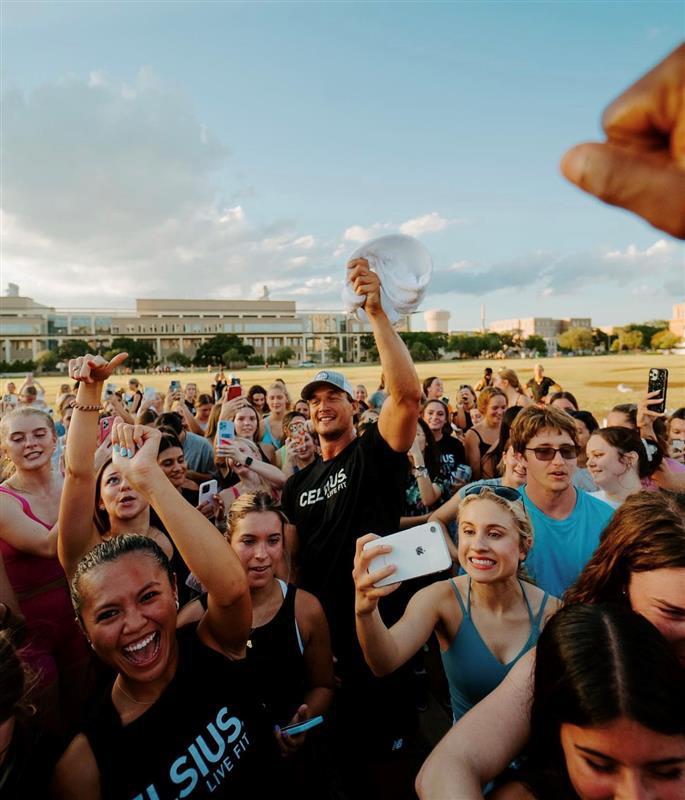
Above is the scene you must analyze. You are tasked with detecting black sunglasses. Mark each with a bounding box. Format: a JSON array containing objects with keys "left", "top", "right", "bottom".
[
  {"left": 463, "top": 485, "right": 521, "bottom": 502},
  {"left": 525, "top": 445, "right": 580, "bottom": 461}
]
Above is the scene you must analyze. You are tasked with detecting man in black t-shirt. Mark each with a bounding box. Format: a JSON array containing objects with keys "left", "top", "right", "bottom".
[
  {"left": 281, "top": 259, "right": 421, "bottom": 777},
  {"left": 526, "top": 363, "right": 557, "bottom": 402}
]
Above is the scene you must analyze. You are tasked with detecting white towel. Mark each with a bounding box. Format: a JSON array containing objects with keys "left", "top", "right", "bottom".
[{"left": 342, "top": 234, "right": 433, "bottom": 324}]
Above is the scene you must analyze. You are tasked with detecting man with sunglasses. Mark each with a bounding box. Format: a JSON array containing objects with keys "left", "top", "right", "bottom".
[{"left": 510, "top": 406, "right": 614, "bottom": 597}]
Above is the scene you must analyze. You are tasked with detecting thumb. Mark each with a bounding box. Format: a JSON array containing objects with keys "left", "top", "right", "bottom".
[
  {"left": 560, "top": 142, "right": 685, "bottom": 239},
  {"left": 108, "top": 352, "right": 129, "bottom": 370}
]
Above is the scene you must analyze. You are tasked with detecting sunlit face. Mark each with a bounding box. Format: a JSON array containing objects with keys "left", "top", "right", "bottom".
[
  {"left": 669, "top": 418, "right": 685, "bottom": 443},
  {"left": 230, "top": 511, "right": 284, "bottom": 590},
  {"left": 484, "top": 395, "right": 507, "bottom": 426},
  {"left": 414, "top": 424, "right": 427, "bottom": 454},
  {"left": 19, "top": 392, "right": 35, "bottom": 406},
  {"left": 423, "top": 401, "right": 447, "bottom": 434},
  {"left": 2, "top": 414, "right": 56, "bottom": 470},
  {"left": 6, "top": 383, "right": 15, "bottom": 394},
  {"left": 586, "top": 434, "right": 636, "bottom": 489},
  {"left": 234, "top": 408, "right": 258, "bottom": 439},
  {"left": 534, "top": 365, "right": 544, "bottom": 380},
  {"left": 267, "top": 389, "right": 286, "bottom": 414},
  {"left": 308, "top": 387, "right": 354, "bottom": 440},
  {"left": 607, "top": 410, "right": 636, "bottom": 430},
  {"left": 196, "top": 403, "right": 213, "bottom": 422},
  {"left": 517, "top": 427, "right": 577, "bottom": 492},
  {"left": 184, "top": 384, "right": 197, "bottom": 402},
  {"left": 574, "top": 419, "right": 592, "bottom": 451},
  {"left": 294, "top": 400, "right": 310, "bottom": 419},
  {"left": 99, "top": 463, "right": 148, "bottom": 520},
  {"left": 354, "top": 386, "right": 368, "bottom": 403},
  {"left": 80, "top": 553, "right": 178, "bottom": 684},
  {"left": 560, "top": 717, "right": 685, "bottom": 800},
  {"left": 426, "top": 378, "right": 444, "bottom": 399},
  {"left": 250, "top": 393, "right": 266, "bottom": 412},
  {"left": 493, "top": 375, "right": 507, "bottom": 390},
  {"left": 62, "top": 406, "right": 74, "bottom": 432},
  {"left": 457, "top": 498, "right": 526, "bottom": 583},
  {"left": 157, "top": 447, "right": 186, "bottom": 489},
  {"left": 459, "top": 389, "right": 476, "bottom": 408},
  {"left": 551, "top": 397, "right": 577, "bottom": 413},
  {"left": 629, "top": 569, "right": 685, "bottom": 668},
  {"left": 503, "top": 445, "right": 527, "bottom": 486}
]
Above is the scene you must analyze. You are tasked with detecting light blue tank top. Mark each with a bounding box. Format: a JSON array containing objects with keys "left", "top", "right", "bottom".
[
  {"left": 441, "top": 578, "right": 548, "bottom": 722},
  {"left": 260, "top": 417, "right": 282, "bottom": 449}
]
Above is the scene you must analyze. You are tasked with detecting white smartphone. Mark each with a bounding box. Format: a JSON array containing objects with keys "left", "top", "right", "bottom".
[
  {"left": 143, "top": 387, "right": 157, "bottom": 401},
  {"left": 198, "top": 479, "right": 218, "bottom": 504},
  {"left": 363, "top": 522, "right": 451, "bottom": 588}
]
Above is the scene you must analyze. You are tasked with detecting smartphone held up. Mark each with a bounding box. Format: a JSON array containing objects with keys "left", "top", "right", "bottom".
[{"left": 363, "top": 522, "right": 451, "bottom": 588}]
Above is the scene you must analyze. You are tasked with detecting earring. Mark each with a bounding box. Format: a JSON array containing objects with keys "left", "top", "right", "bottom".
[{"left": 175, "top": 599, "right": 180, "bottom": 611}]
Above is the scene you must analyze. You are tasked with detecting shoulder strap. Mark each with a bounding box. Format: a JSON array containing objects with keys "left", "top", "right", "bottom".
[
  {"left": 533, "top": 591, "right": 550, "bottom": 629},
  {"left": 518, "top": 579, "right": 535, "bottom": 622},
  {"left": 448, "top": 578, "right": 469, "bottom": 617}
]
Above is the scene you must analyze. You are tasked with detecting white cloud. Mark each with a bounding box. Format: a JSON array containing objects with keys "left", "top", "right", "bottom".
[
  {"left": 399, "top": 212, "right": 457, "bottom": 236},
  {"left": 1, "top": 70, "right": 337, "bottom": 307}
]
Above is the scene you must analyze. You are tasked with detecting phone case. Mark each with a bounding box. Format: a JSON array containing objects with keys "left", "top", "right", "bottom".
[
  {"left": 280, "top": 715, "right": 324, "bottom": 736},
  {"left": 198, "top": 479, "right": 218, "bottom": 500},
  {"left": 217, "top": 420, "right": 235, "bottom": 446},
  {"left": 363, "top": 522, "right": 451, "bottom": 588},
  {"left": 647, "top": 368, "right": 668, "bottom": 415}
]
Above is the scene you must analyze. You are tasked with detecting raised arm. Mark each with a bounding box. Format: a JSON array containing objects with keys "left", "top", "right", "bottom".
[
  {"left": 353, "top": 534, "right": 443, "bottom": 676},
  {"left": 347, "top": 259, "right": 421, "bottom": 452},
  {"left": 58, "top": 353, "right": 128, "bottom": 579},
  {"left": 416, "top": 648, "right": 535, "bottom": 799},
  {"left": 111, "top": 422, "right": 251, "bottom": 657},
  {"left": 0, "top": 495, "right": 58, "bottom": 557}
]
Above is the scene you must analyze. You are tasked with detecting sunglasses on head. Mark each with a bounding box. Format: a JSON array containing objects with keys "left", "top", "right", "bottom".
[
  {"left": 525, "top": 445, "right": 580, "bottom": 461},
  {"left": 463, "top": 485, "right": 521, "bottom": 502}
]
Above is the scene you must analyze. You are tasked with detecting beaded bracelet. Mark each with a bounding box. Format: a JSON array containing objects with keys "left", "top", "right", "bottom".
[{"left": 72, "top": 401, "right": 103, "bottom": 412}]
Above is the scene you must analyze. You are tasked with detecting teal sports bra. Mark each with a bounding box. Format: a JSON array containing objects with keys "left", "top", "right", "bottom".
[
  {"left": 440, "top": 577, "right": 549, "bottom": 722},
  {"left": 260, "top": 417, "right": 282, "bottom": 449}
]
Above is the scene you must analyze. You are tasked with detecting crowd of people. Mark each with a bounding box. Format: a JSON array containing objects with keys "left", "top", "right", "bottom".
[{"left": 0, "top": 43, "right": 684, "bottom": 800}]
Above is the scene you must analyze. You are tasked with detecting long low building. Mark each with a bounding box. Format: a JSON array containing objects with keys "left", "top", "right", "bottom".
[
  {"left": 0, "top": 288, "right": 410, "bottom": 363},
  {"left": 488, "top": 316, "right": 593, "bottom": 354}
]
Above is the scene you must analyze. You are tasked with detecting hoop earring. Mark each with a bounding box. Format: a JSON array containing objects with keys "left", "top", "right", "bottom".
[{"left": 175, "top": 599, "right": 180, "bottom": 611}]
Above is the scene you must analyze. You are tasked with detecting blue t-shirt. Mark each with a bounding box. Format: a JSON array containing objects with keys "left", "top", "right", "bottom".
[{"left": 521, "top": 485, "right": 614, "bottom": 597}]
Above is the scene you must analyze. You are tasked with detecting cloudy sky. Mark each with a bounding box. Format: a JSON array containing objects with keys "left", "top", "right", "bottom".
[{"left": 2, "top": 1, "right": 683, "bottom": 329}]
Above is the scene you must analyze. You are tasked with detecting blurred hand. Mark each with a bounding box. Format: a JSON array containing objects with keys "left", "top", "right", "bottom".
[
  {"left": 274, "top": 704, "right": 310, "bottom": 757},
  {"left": 68, "top": 353, "right": 128, "bottom": 384},
  {"left": 561, "top": 44, "right": 685, "bottom": 239}
]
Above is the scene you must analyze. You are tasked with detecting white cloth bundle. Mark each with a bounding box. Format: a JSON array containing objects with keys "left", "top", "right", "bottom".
[{"left": 341, "top": 234, "right": 433, "bottom": 324}]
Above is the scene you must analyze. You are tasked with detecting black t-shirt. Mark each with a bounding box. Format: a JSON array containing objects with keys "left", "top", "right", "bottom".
[
  {"left": 281, "top": 424, "right": 407, "bottom": 661},
  {"left": 436, "top": 435, "right": 467, "bottom": 484},
  {"left": 526, "top": 376, "right": 556, "bottom": 401},
  {"left": 82, "top": 624, "right": 278, "bottom": 799}
]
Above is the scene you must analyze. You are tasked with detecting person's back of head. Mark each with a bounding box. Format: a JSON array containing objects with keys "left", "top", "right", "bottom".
[{"left": 154, "top": 412, "right": 183, "bottom": 437}]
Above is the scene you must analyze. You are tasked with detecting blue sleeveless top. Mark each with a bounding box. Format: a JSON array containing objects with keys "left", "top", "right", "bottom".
[
  {"left": 260, "top": 417, "right": 282, "bottom": 449},
  {"left": 441, "top": 578, "right": 549, "bottom": 722}
]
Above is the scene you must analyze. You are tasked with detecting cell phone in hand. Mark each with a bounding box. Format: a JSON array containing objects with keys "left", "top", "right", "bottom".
[
  {"left": 98, "top": 415, "right": 114, "bottom": 445},
  {"left": 227, "top": 377, "right": 242, "bottom": 401},
  {"left": 217, "top": 419, "right": 235, "bottom": 447},
  {"left": 170, "top": 380, "right": 181, "bottom": 393},
  {"left": 104, "top": 383, "right": 116, "bottom": 399},
  {"left": 647, "top": 368, "right": 668, "bottom": 415},
  {"left": 280, "top": 715, "right": 324, "bottom": 736},
  {"left": 363, "top": 522, "right": 451, "bottom": 588},
  {"left": 143, "top": 387, "right": 157, "bottom": 401},
  {"left": 198, "top": 479, "right": 218, "bottom": 504}
]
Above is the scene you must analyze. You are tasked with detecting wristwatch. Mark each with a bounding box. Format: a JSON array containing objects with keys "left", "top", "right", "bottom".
[
  {"left": 413, "top": 465, "right": 428, "bottom": 477},
  {"left": 244, "top": 456, "right": 254, "bottom": 467}
]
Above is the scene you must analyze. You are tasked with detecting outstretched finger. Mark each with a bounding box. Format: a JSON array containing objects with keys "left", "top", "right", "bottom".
[
  {"left": 108, "top": 352, "right": 128, "bottom": 372},
  {"left": 561, "top": 142, "right": 685, "bottom": 240}
]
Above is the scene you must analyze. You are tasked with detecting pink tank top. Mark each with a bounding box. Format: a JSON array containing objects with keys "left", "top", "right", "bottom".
[{"left": 0, "top": 485, "right": 65, "bottom": 595}]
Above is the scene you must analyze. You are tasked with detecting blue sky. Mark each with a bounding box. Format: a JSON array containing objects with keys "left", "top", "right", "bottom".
[{"left": 2, "top": 1, "right": 683, "bottom": 329}]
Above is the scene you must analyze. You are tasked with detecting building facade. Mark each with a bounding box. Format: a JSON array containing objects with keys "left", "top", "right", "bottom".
[
  {"left": 0, "top": 291, "right": 410, "bottom": 363},
  {"left": 670, "top": 301, "right": 685, "bottom": 339},
  {"left": 488, "top": 316, "right": 593, "bottom": 354}
]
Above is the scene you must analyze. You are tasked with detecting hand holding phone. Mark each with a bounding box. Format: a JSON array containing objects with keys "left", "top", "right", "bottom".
[
  {"left": 274, "top": 704, "right": 320, "bottom": 756},
  {"left": 198, "top": 479, "right": 218, "bottom": 505},
  {"left": 362, "top": 523, "right": 451, "bottom": 588},
  {"left": 647, "top": 368, "right": 668, "bottom": 415}
]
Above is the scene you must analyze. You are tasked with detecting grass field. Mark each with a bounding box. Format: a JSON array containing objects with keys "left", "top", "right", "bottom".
[{"left": 16, "top": 353, "right": 685, "bottom": 420}]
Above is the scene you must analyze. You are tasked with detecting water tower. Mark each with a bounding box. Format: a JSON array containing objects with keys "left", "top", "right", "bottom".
[{"left": 424, "top": 309, "right": 451, "bottom": 334}]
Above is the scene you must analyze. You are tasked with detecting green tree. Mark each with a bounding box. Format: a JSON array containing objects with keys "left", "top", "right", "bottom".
[
  {"left": 222, "top": 348, "right": 245, "bottom": 367},
  {"left": 165, "top": 351, "right": 192, "bottom": 367},
  {"left": 193, "top": 334, "right": 254, "bottom": 366},
  {"left": 109, "top": 337, "right": 156, "bottom": 369},
  {"left": 409, "top": 341, "right": 433, "bottom": 361},
  {"left": 524, "top": 335, "right": 547, "bottom": 355},
  {"left": 558, "top": 327, "right": 594, "bottom": 353},
  {"left": 611, "top": 329, "right": 644, "bottom": 352},
  {"left": 327, "top": 345, "right": 343, "bottom": 363},
  {"left": 651, "top": 329, "right": 679, "bottom": 350},
  {"left": 273, "top": 346, "right": 296, "bottom": 364},
  {"left": 359, "top": 334, "right": 379, "bottom": 362},
  {"left": 57, "top": 339, "right": 95, "bottom": 360},
  {"left": 35, "top": 349, "right": 58, "bottom": 372}
]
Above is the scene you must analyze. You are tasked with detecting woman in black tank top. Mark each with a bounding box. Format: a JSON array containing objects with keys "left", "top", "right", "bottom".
[
  {"left": 53, "top": 423, "right": 278, "bottom": 799},
  {"left": 464, "top": 388, "right": 508, "bottom": 480},
  {"left": 178, "top": 491, "right": 335, "bottom": 756}
]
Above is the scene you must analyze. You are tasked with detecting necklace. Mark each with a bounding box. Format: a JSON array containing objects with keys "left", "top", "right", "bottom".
[{"left": 114, "top": 678, "right": 156, "bottom": 706}]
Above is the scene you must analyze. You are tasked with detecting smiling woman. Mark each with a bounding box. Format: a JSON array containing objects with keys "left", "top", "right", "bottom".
[
  {"left": 0, "top": 407, "right": 89, "bottom": 730},
  {"left": 353, "top": 487, "right": 560, "bottom": 723}
]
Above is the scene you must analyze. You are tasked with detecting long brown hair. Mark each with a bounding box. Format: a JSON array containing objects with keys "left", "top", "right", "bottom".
[{"left": 564, "top": 491, "right": 685, "bottom": 605}]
